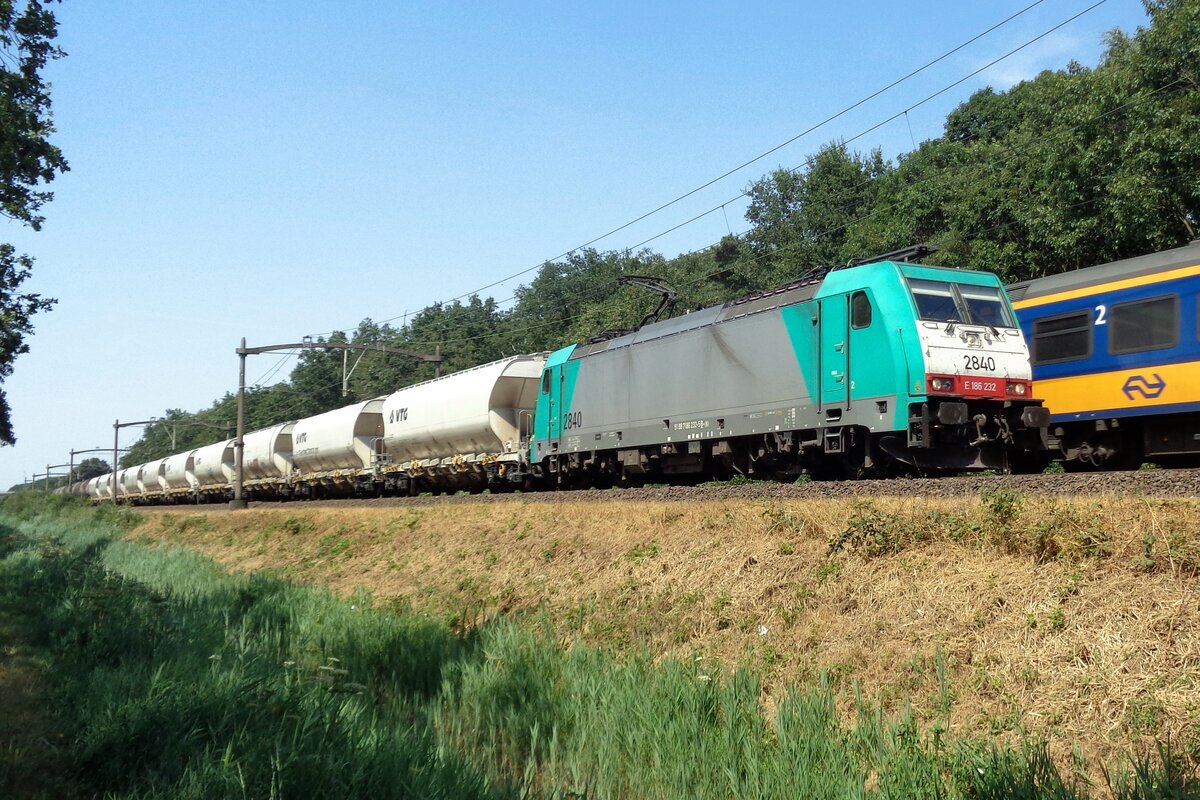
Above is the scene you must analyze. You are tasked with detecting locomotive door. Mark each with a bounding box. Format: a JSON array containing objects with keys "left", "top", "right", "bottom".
[
  {"left": 820, "top": 295, "right": 850, "bottom": 410},
  {"left": 546, "top": 365, "right": 563, "bottom": 453}
]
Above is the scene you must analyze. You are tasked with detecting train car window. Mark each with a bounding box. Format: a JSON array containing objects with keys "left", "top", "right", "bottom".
[
  {"left": 958, "top": 284, "right": 1015, "bottom": 327},
  {"left": 851, "top": 291, "right": 871, "bottom": 329},
  {"left": 1109, "top": 295, "right": 1178, "bottom": 354},
  {"left": 1032, "top": 311, "right": 1091, "bottom": 364},
  {"left": 909, "top": 279, "right": 962, "bottom": 322}
]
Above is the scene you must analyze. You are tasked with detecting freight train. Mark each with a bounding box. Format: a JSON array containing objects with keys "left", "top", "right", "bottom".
[
  {"left": 1008, "top": 239, "right": 1200, "bottom": 468},
  {"left": 77, "top": 256, "right": 1052, "bottom": 503}
]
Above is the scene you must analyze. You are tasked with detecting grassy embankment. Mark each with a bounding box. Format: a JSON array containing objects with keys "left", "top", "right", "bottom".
[{"left": 0, "top": 490, "right": 1196, "bottom": 798}]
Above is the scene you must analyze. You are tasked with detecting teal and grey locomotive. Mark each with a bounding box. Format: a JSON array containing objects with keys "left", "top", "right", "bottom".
[{"left": 530, "top": 259, "right": 1051, "bottom": 485}]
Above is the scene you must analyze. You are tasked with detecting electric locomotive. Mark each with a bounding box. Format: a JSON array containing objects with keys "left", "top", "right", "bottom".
[
  {"left": 531, "top": 258, "right": 1050, "bottom": 486},
  {"left": 1009, "top": 239, "right": 1200, "bottom": 468}
]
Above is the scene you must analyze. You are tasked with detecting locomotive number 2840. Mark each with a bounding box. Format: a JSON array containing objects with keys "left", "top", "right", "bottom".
[
  {"left": 962, "top": 355, "right": 997, "bottom": 371},
  {"left": 563, "top": 411, "right": 583, "bottom": 430}
]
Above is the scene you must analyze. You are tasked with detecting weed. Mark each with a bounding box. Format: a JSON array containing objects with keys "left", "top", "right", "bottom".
[
  {"left": 1043, "top": 460, "right": 1066, "bottom": 474},
  {"left": 541, "top": 539, "right": 560, "bottom": 562},
  {"left": 1125, "top": 694, "right": 1164, "bottom": 735},
  {"left": 980, "top": 487, "right": 1021, "bottom": 531},
  {"left": 265, "top": 514, "right": 314, "bottom": 536},
  {"left": 317, "top": 533, "right": 352, "bottom": 559},
  {"left": 626, "top": 541, "right": 660, "bottom": 560},
  {"left": 829, "top": 502, "right": 910, "bottom": 557},
  {"left": 1136, "top": 534, "right": 1157, "bottom": 572},
  {"left": 762, "top": 502, "right": 810, "bottom": 535},
  {"left": 711, "top": 591, "right": 731, "bottom": 614},
  {"left": 815, "top": 560, "right": 842, "bottom": 583},
  {"left": 1047, "top": 607, "right": 1066, "bottom": 632}
]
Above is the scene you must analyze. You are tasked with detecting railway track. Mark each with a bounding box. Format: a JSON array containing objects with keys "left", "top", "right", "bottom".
[{"left": 175, "top": 467, "right": 1200, "bottom": 511}]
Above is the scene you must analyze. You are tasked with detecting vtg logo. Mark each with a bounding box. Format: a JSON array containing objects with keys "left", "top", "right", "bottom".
[
  {"left": 389, "top": 407, "right": 409, "bottom": 423},
  {"left": 1122, "top": 374, "right": 1166, "bottom": 400}
]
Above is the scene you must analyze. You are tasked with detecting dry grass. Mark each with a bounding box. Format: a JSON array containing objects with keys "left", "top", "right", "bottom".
[{"left": 128, "top": 493, "right": 1200, "bottom": 774}]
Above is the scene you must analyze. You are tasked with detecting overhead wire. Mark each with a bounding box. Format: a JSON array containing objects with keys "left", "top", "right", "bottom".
[
  {"left": 307, "top": 0, "right": 1112, "bottom": 347},
  {"left": 382, "top": 75, "right": 1186, "bottom": 350},
  {"left": 622, "top": 0, "right": 1115, "bottom": 255},
  {"left": 250, "top": 350, "right": 300, "bottom": 388},
  {"left": 307, "top": 0, "right": 1059, "bottom": 339}
]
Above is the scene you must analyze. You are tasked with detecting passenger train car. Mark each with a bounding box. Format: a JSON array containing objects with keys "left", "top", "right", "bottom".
[
  {"left": 79, "top": 257, "right": 1052, "bottom": 503},
  {"left": 1008, "top": 239, "right": 1200, "bottom": 467}
]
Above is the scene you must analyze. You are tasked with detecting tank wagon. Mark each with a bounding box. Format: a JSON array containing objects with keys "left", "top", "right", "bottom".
[
  {"left": 532, "top": 259, "right": 1050, "bottom": 485},
  {"left": 138, "top": 457, "right": 168, "bottom": 498},
  {"left": 1009, "top": 239, "right": 1200, "bottom": 468},
  {"left": 162, "top": 450, "right": 196, "bottom": 500},
  {"left": 284, "top": 398, "right": 385, "bottom": 498},
  {"left": 192, "top": 439, "right": 236, "bottom": 500},
  {"left": 380, "top": 354, "right": 546, "bottom": 493},
  {"left": 240, "top": 422, "right": 296, "bottom": 499}
]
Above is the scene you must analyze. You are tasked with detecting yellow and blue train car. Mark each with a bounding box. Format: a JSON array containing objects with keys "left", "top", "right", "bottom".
[{"left": 1008, "top": 240, "right": 1200, "bottom": 467}]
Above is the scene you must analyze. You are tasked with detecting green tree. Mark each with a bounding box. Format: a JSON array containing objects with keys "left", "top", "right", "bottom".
[
  {"left": 0, "top": 0, "right": 67, "bottom": 444},
  {"left": 744, "top": 143, "right": 889, "bottom": 286},
  {"left": 72, "top": 457, "right": 108, "bottom": 481}
]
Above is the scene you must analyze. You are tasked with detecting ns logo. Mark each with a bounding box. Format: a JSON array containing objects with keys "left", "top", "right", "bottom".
[{"left": 389, "top": 407, "right": 409, "bottom": 424}]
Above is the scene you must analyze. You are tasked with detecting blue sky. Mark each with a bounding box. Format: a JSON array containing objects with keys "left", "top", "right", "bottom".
[{"left": 1, "top": 0, "right": 1151, "bottom": 487}]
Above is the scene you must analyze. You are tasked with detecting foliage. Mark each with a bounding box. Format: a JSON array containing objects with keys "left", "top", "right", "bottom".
[
  {"left": 72, "top": 456, "right": 109, "bottom": 481},
  {"left": 0, "top": 0, "right": 67, "bottom": 445},
  {"left": 0, "top": 244, "right": 54, "bottom": 443}
]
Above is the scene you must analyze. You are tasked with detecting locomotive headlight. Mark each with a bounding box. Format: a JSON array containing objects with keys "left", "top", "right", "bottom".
[
  {"left": 929, "top": 377, "right": 954, "bottom": 392},
  {"left": 1006, "top": 381, "right": 1028, "bottom": 396}
]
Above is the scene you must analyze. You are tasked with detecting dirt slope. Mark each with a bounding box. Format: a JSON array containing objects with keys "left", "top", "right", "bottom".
[{"left": 128, "top": 492, "right": 1200, "bottom": 771}]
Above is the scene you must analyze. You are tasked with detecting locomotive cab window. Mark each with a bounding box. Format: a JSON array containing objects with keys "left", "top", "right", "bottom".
[
  {"left": 909, "top": 279, "right": 961, "bottom": 322},
  {"left": 1032, "top": 310, "right": 1091, "bottom": 364},
  {"left": 851, "top": 291, "right": 872, "bottom": 329},
  {"left": 541, "top": 370, "right": 551, "bottom": 394},
  {"left": 1109, "top": 294, "right": 1178, "bottom": 354},
  {"left": 959, "top": 284, "right": 1015, "bottom": 327},
  {"left": 908, "top": 279, "right": 1014, "bottom": 327}
]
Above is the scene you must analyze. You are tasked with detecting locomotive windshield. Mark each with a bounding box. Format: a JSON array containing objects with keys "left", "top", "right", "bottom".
[{"left": 908, "top": 279, "right": 1014, "bottom": 327}]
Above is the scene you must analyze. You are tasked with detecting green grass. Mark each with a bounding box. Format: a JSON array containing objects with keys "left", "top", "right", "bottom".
[{"left": 1, "top": 493, "right": 1197, "bottom": 799}]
